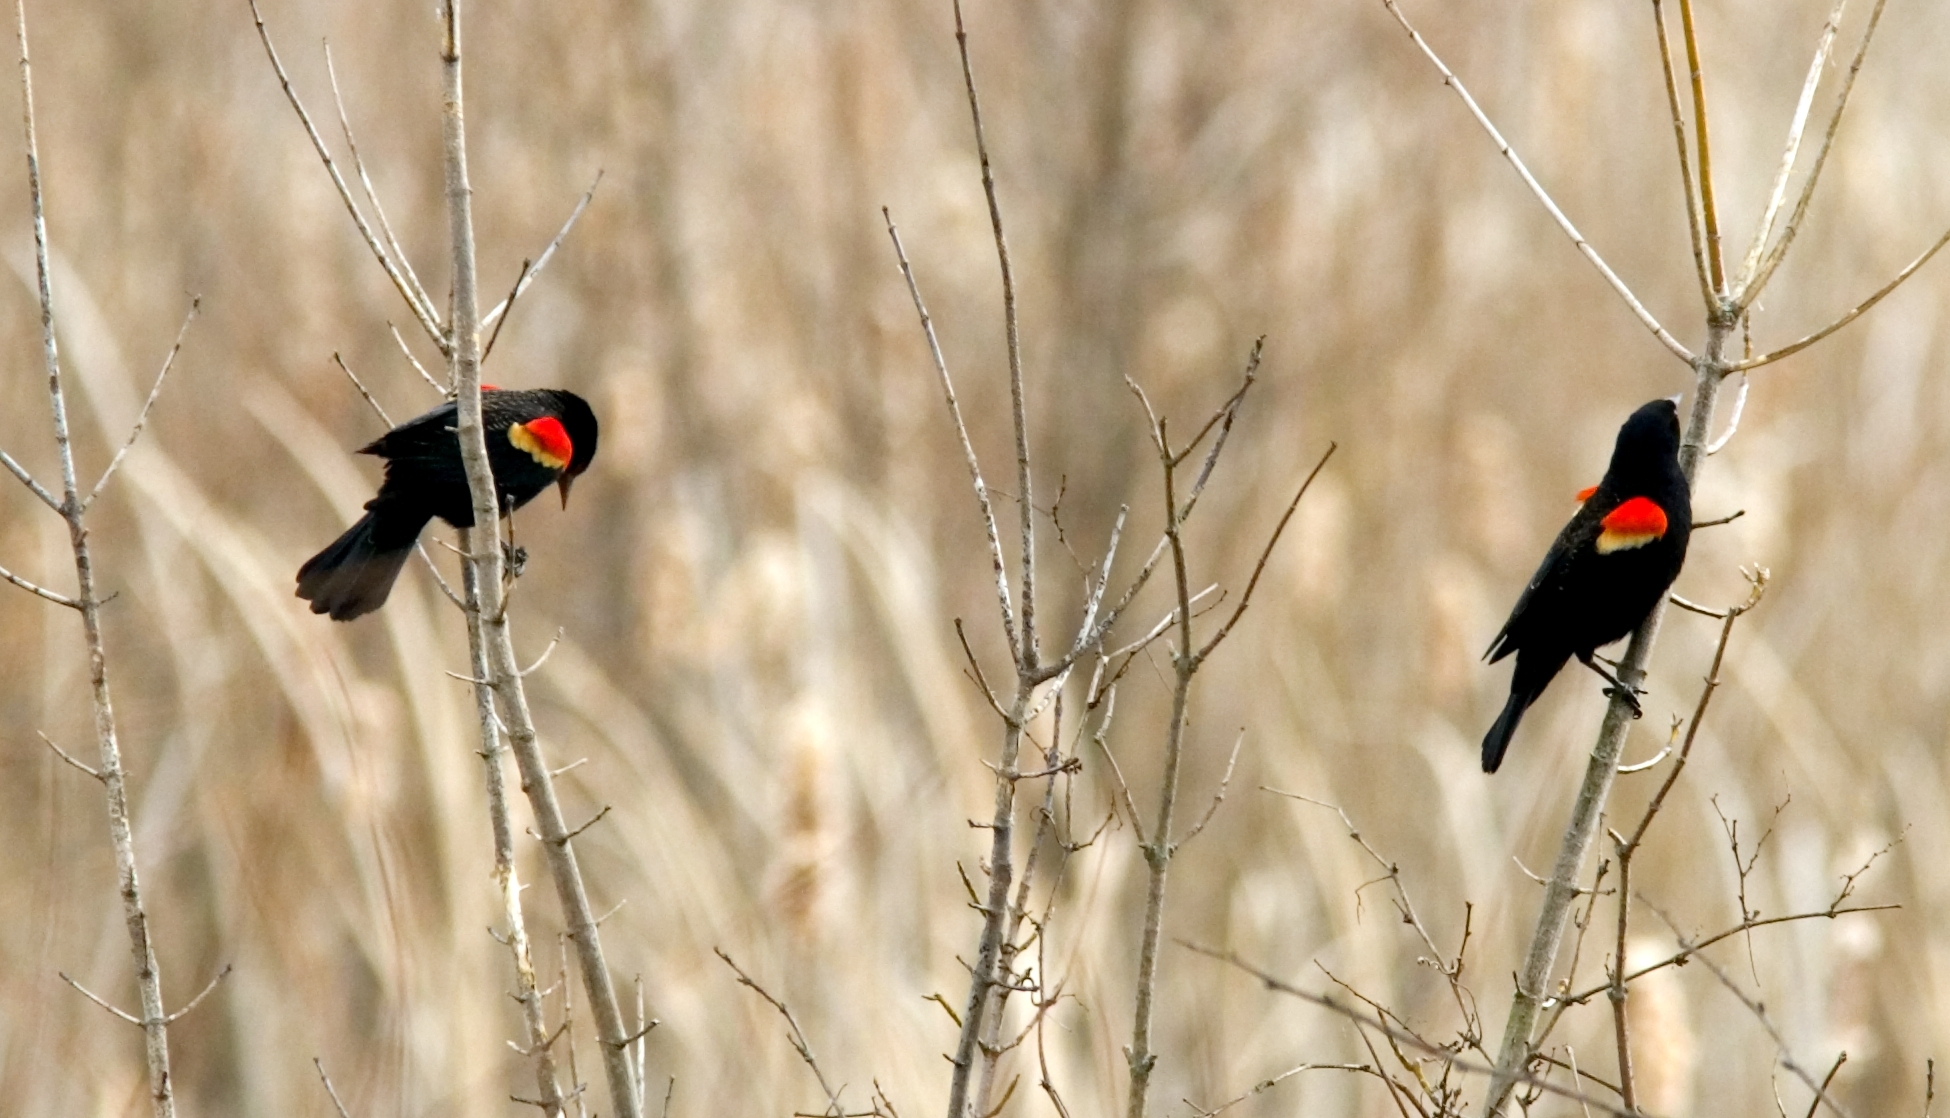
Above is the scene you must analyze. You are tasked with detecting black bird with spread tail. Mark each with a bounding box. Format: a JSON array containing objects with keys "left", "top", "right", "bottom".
[
  {"left": 296, "top": 388, "right": 599, "bottom": 621},
  {"left": 1481, "top": 398, "right": 1691, "bottom": 773}
]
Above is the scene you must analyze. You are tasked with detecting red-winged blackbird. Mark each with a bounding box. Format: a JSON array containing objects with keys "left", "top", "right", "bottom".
[
  {"left": 296, "top": 388, "right": 599, "bottom": 621},
  {"left": 1481, "top": 397, "right": 1691, "bottom": 773}
]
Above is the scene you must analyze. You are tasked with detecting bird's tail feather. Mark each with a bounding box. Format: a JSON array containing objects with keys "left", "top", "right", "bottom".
[
  {"left": 1482, "top": 652, "right": 1564, "bottom": 773},
  {"left": 1481, "top": 690, "right": 1530, "bottom": 773},
  {"left": 296, "top": 503, "right": 428, "bottom": 621}
]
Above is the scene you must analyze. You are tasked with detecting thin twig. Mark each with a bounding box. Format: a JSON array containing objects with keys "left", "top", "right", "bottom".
[
  {"left": 0, "top": 561, "right": 77, "bottom": 608},
  {"left": 483, "top": 258, "right": 533, "bottom": 365},
  {"left": 20, "top": 1, "right": 179, "bottom": 1109},
  {"left": 334, "top": 352, "right": 394, "bottom": 426},
  {"left": 1734, "top": 0, "right": 1848, "bottom": 296},
  {"left": 390, "top": 320, "right": 445, "bottom": 395},
  {"left": 1192, "top": 442, "right": 1335, "bottom": 663},
  {"left": 1743, "top": 0, "right": 1893, "bottom": 307},
  {"left": 41, "top": 730, "right": 100, "bottom": 779},
  {"left": 483, "top": 170, "right": 603, "bottom": 331},
  {"left": 1706, "top": 371, "right": 1748, "bottom": 454},
  {"left": 1376, "top": 0, "right": 1694, "bottom": 360},
  {"left": 1182, "top": 1063, "right": 1372, "bottom": 1118},
  {"left": 1676, "top": 0, "right": 1727, "bottom": 298},
  {"left": 59, "top": 972, "right": 141, "bottom": 1025},
  {"left": 247, "top": 0, "right": 445, "bottom": 348},
  {"left": 1182, "top": 944, "right": 1646, "bottom": 1118},
  {"left": 315, "top": 1058, "right": 356, "bottom": 1118},
  {"left": 952, "top": 0, "right": 1036, "bottom": 670},
  {"left": 0, "top": 444, "right": 59, "bottom": 510},
  {"left": 1651, "top": 0, "right": 1713, "bottom": 308},
  {"left": 161, "top": 964, "right": 234, "bottom": 1025},
  {"left": 1735, "top": 222, "right": 1950, "bottom": 371},
  {"left": 1175, "top": 731, "right": 1244, "bottom": 849},
  {"left": 1644, "top": 903, "right": 1858, "bottom": 1118},
  {"left": 883, "top": 209, "right": 1017, "bottom": 663},
  {"left": 85, "top": 297, "right": 198, "bottom": 510},
  {"left": 323, "top": 42, "right": 436, "bottom": 325},
  {"left": 717, "top": 949, "right": 846, "bottom": 1117}
]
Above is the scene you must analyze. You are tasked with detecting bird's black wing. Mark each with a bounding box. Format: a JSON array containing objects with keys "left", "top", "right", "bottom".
[
  {"left": 1483, "top": 498, "right": 1607, "bottom": 662},
  {"left": 359, "top": 399, "right": 459, "bottom": 461},
  {"left": 359, "top": 396, "right": 530, "bottom": 462}
]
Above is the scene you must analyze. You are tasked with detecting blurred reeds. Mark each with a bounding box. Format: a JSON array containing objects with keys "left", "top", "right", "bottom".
[{"left": 1, "top": 0, "right": 1946, "bottom": 1114}]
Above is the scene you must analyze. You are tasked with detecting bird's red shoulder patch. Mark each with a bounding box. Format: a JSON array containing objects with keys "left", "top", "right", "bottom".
[
  {"left": 1575, "top": 485, "right": 1598, "bottom": 502},
  {"left": 509, "top": 416, "right": 572, "bottom": 470},
  {"left": 1596, "top": 496, "right": 1668, "bottom": 554}
]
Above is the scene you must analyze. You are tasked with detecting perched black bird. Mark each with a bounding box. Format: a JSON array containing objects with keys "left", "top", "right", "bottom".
[
  {"left": 1481, "top": 398, "right": 1691, "bottom": 773},
  {"left": 296, "top": 388, "right": 599, "bottom": 621}
]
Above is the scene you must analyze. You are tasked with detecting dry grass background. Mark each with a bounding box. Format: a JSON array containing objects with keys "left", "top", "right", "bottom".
[{"left": 0, "top": 0, "right": 1947, "bottom": 1114}]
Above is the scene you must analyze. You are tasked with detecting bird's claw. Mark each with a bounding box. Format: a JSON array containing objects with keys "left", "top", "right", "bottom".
[
  {"left": 503, "top": 542, "right": 528, "bottom": 579},
  {"left": 1603, "top": 684, "right": 1646, "bottom": 719}
]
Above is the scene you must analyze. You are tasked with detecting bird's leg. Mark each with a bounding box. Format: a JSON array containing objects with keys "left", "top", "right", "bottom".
[
  {"left": 1577, "top": 651, "right": 1644, "bottom": 718},
  {"left": 501, "top": 514, "right": 527, "bottom": 583}
]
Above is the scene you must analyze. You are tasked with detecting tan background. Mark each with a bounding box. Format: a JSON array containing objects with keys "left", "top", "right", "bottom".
[{"left": 0, "top": 0, "right": 1944, "bottom": 1113}]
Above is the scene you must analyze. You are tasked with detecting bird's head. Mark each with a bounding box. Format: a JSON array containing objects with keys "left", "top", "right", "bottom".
[{"left": 505, "top": 390, "right": 600, "bottom": 507}]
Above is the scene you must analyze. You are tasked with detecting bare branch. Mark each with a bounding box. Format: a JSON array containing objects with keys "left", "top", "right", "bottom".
[
  {"left": 1175, "top": 731, "right": 1243, "bottom": 849},
  {"left": 161, "top": 963, "right": 233, "bottom": 1025},
  {"left": 1376, "top": 0, "right": 1695, "bottom": 360},
  {"left": 1676, "top": 0, "right": 1728, "bottom": 297},
  {"left": 334, "top": 352, "right": 394, "bottom": 427},
  {"left": 1734, "top": 0, "right": 1848, "bottom": 296},
  {"left": 86, "top": 296, "right": 197, "bottom": 510},
  {"left": 1707, "top": 371, "right": 1748, "bottom": 454},
  {"left": 0, "top": 560, "right": 77, "bottom": 608},
  {"left": 0, "top": 445, "right": 59, "bottom": 510},
  {"left": 1182, "top": 944, "right": 1645, "bottom": 1118},
  {"left": 1194, "top": 442, "right": 1336, "bottom": 663},
  {"left": 314, "top": 1058, "right": 356, "bottom": 1118},
  {"left": 1183, "top": 1063, "right": 1372, "bottom": 1118},
  {"left": 1645, "top": 903, "right": 1858, "bottom": 1118},
  {"left": 884, "top": 209, "right": 1018, "bottom": 664},
  {"left": 247, "top": 0, "right": 445, "bottom": 348},
  {"left": 953, "top": 0, "right": 1037, "bottom": 671},
  {"left": 323, "top": 42, "right": 436, "bottom": 325},
  {"left": 59, "top": 972, "right": 142, "bottom": 1025},
  {"left": 955, "top": 618, "right": 1009, "bottom": 721},
  {"left": 560, "top": 804, "right": 613, "bottom": 843},
  {"left": 40, "top": 730, "right": 100, "bottom": 779},
  {"left": 1651, "top": 0, "right": 1713, "bottom": 307},
  {"left": 1735, "top": 221, "right": 1950, "bottom": 371},
  {"left": 483, "top": 170, "right": 603, "bottom": 331},
  {"left": 520, "top": 627, "right": 564, "bottom": 677},
  {"left": 390, "top": 321, "right": 446, "bottom": 396},
  {"left": 717, "top": 949, "right": 845, "bottom": 1118},
  {"left": 1743, "top": 0, "right": 1893, "bottom": 306},
  {"left": 482, "top": 258, "right": 533, "bottom": 365}
]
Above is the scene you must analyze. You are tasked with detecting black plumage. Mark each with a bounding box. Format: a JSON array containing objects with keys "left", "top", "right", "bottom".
[
  {"left": 1481, "top": 398, "right": 1692, "bottom": 773},
  {"left": 296, "top": 388, "right": 599, "bottom": 621}
]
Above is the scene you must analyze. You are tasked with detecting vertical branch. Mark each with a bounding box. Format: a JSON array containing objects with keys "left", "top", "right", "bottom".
[
  {"left": 1676, "top": 0, "right": 1727, "bottom": 297},
  {"left": 1484, "top": 329, "right": 1733, "bottom": 1117},
  {"left": 1608, "top": 572, "right": 1766, "bottom": 1113},
  {"left": 437, "top": 4, "right": 644, "bottom": 1117},
  {"left": 465, "top": 557, "right": 567, "bottom": 1116},
  {"left": 953, "top": 0, "right": 1036, "bottom": 668},
  {"left": 1123, "top": 427, "right": 1194, "bottom": 1118},
  {"left": 1651, "top": 0, "right": 1713, "bottom": 309},
  {"left": 14, "top": 1, "right": 177, "bottom": 1113},
  {"left": 1732, "top": 0, "right": 1847, "bottom": 295},
  {"left": 946, "top": 696, "right": 1031, "bottom": 1118}
]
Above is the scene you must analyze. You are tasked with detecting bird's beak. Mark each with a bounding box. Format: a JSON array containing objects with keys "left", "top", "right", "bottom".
[
  {"left": 557, "top": 473, "right": 576, "bottom": 509},
  {"left": 1667, "top": 392, "right": 1684, "bottom": 406}
]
